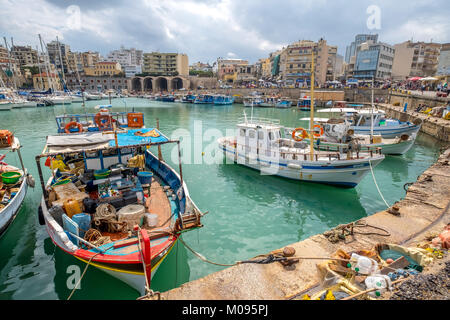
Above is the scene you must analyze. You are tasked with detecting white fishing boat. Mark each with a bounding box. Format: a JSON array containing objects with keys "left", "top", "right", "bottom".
[
  {"left": 243, "top": 96, "right": 264, "bottom": 107},
  {"left": 0, "top": 131, "right": 34, "bottom": 237},
  {"left": 0, "top": 101, "right": 12, "bottom": 111},
  {"left": 260, "top": 96, "right": 278, "bottom": 108},
  {"left": 218, "top": 116, "right": 384, "bottom": 188}
]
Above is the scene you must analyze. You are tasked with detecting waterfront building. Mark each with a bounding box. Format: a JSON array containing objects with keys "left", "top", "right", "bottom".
[
  {"left": 345, "top": 34, "right": 379, "bottom": 64},
  {"left": 190, "top": 62, "right": 213, "bottom": 73},
  {"left": 106, "top": 46, "right": 143, "bottom": 67},
  {"left": 279, "top": 39, "right": 330, "bottom": 86},
  {"left": 437, "top": 43, "right": 450, "bottom": 76},
  {"left": 65, "top": 74, "right": 128, "bottom": 92},
  {"left": 0, "top": 45, "right": 22, "bottom": 86},
  {"left": 392, "top": 41, "right": 442, "bottom": 80},
  {"left": 217, "top": 58, "right": 248, "bottom": 82},
  {"left": 46, "top": 40, "right": 71, "bottom": 75},
  {"left": 353, "top": 42, "right": 395, "bottom": 80},
  {"left": 10, "top": 45, "right": 38, "bottom": 67},
  {"left": 236, "top": 64, "right": 257, "bottom": 83},
  {"left": 84, "top": 61, "right": 123, "bottom": 77},
  {"left": 142, "top": 52, "right": 189, "bottom": 76},
  {"left": 68, "top": 51, "right": 101, "bottom": 73},
  {"left": 32, "top": 72, "right": 62, "bottom": 90}
]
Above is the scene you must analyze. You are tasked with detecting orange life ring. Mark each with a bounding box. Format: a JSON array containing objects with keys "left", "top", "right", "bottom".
[
  {"left": 94, "top": 113, "right": 112, "bottom": 130},
  {"left": 292, "top": 127, "right": 308, "bottom": 142},
  {"left": 127, "top": 112, "right": 144, "bottom": 128},
  {"left": 64, "top": 121, "right": 83, "bottom": 134},
  {"left": 312, "top": 124, "right": 324, "bottom": 138}
]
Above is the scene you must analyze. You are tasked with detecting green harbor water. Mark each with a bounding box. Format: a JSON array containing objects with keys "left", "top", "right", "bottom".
[{"left": 0, "top": 98, "right": 445, "bottom": 300}]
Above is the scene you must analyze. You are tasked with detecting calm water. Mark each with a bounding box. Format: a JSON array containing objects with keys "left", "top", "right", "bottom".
[{"left": 0, "top": 98, "right": 445, "bottom": 300}]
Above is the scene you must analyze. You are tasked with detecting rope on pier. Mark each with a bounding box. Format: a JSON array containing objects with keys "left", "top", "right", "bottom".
[{"left": 369, "top": 159, "right": 390, "bottom": 209}]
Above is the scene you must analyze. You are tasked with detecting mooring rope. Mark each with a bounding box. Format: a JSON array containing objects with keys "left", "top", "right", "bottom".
[{"left": 369, "top": 159, "right": 390, "bottom": 209}]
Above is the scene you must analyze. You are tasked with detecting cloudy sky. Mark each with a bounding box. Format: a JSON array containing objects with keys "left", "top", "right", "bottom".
[{"left": 1, "top": 0, "right": 449, "bottom": 64}]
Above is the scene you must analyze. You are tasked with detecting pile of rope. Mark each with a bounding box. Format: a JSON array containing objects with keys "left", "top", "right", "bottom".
[
  {"left": 84, "top": 228, "right": 111, "bottom": 247},
  {"left": 323, "top": 220, "right": 391, "bottom": 244},
  {"left": 93, "top": 203, "right": 127, "bottom": 233}
]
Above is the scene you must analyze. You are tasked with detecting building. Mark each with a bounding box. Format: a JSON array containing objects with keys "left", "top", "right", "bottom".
[
  {"left": 189, "top": 61, "right": 213, "bottom": 72},
  {"left": 11, "top": 45, "right": 38, "bottom": 66},
  {"left": 46, "top": 40, "right": 71, "bottom": 75},
  {"left": 142, "top": 52, "right": 189, "bottom": 76},
  {"left": 65, "top": 74, "right": 128, "bottom": 92},
  {"left": 345, "top": 34, "right": 379, "bottom": 64},
  {"left": 216, "top": 58, "right": 248, "bottom": 82},
  {"left": 84, "top": 61, "right": 123, "bottom": 76},
  {"left": 0, "top": 45, "right": 22, "bottom": 86},
  {"left": 437, "top": 43, "right": 450, "bottom": 76},
  {"left": 258, "top": 58, "right": 271, "bottom": 79},
  {"left": 236, "top": 64, "right": 257, "bottom": 83},
  {"left": 106, "top": 46, "right": 143, "bottom": 78},
  {"left": 392, "top": 41, "right": 442, "bottom": 80},
  {"left": 353, "top": 42, "right": 395, "bottom": 80},
  {"left": 279, "top": 39, "right": 330, "bottom": 86},
  {"left": 32, "top": 72, "right": 62, "bottom": 90},
  {"left": 67, "top": 51, "right": 101, "bottom": 73},
  {"left": 326, "top": 45, "right": 338, "bottom": 82}
]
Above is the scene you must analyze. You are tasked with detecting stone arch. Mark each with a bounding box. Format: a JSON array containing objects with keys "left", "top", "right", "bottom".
[
  {"left": 143, "top": 77, "right": 153, "bottom": 92},
  {"left": 131, "top": 77, "right": 143, "bottom": 92},
  {"left": 155, "top": 77, "right": 168, "bottom": 92},
  {"left": 172, "top": 77, "right": 184, "bottom": 90}
]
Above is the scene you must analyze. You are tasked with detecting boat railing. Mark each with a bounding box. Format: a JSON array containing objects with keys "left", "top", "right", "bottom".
[{"left": 238, "top": 117, "right": 281, "bottom": 126}]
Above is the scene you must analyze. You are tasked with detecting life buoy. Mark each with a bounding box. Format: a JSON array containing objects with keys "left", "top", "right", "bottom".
[
  {"left": 312, "top": 124, "right": 324, "bottom": 138},
  {"left": 64, "top": 121, "right": 83, "bottom": 134},
  {"left": 292, "top": 127, "right": 308, "bottom": 142},
  {"left": 94, "top": 112, "right": 112, "bottom": 130},
  {"left": 127, "top": 112, "right": 144, "bottom": 128}
]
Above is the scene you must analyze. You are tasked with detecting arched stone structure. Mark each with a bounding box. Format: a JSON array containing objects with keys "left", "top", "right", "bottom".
[
  {"left": 131, "top": 77, "right": 143, "bottom": 92},
  {"left": 155, "top": 77, "right": 168, "bottom": 92},
  {"left": 171, "top": 77, "right": 184, "bottom": 90},
  {"left": 143, "top": 77, "right": 153, "bottom": 92}
]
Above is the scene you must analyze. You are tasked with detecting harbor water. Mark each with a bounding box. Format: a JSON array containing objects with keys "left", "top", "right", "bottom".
[{"left": 0, "top": 98, "right": 445, "bottom": 300}]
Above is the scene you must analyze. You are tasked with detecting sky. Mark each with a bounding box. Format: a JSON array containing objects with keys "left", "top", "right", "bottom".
[{"left": 1, "top": 0, "right": 449, "bottom": 64}]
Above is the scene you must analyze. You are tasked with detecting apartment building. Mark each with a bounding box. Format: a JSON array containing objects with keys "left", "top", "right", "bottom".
[
  {"left": 353, "top": 42, "right": 395, "bottom": 80},
  {"left": 392, "top": 41, "right": 442, "bottom": 79},
  {"left": 216, "top": 58, "right": 248, "bottom": 82},
  {"left": 345, "top": 34, "right": 379, "bottom": 64},
  {"left": 47, "top": 40, "right": 71, "bottom": 75},
  {"left": 142, "top": 52, "right": 189, "bottom": 76},
  {"left": 11, "top": 45, "right": 38, "bottom": 66},
  {"left": 84, "top": 61, "right": 123, "bottom": 76},
  {"left": 437, "top": 43, "right": 450, "bottom": 76}
]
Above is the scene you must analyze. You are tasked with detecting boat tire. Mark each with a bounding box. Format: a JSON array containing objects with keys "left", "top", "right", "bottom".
[{"left": 38, "top": 205, "right": 45, "bottom": 226}]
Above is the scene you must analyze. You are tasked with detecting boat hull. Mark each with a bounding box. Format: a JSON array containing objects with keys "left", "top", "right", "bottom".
[
  {"left": 351, "top": 124, "right": 421, "bottom": 139},
  {"left": 218, "top": 139, "right": 384, "bottom": 188},
  {"left": 0, "top": 173, "right": 28, "bottom": 237}
]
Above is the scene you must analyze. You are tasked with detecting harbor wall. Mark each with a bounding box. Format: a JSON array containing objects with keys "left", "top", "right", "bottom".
[
  {"left": 153, "top": 147, "right": 450, "bottom": 300},
  {"left": 377, "top": 103, "right": 450, "bottom": 142},
  {"left": 388, "top": 90, "right": 449, "bottom": 110}
]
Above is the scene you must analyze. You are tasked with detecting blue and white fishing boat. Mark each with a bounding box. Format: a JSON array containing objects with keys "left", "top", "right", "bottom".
[
  {"left": 194, "top": 94, "right": 215, "bottom": 104},
  {"left": 297, "top": 96, "right": 312, "bottom": 111},
  {"left": 275, "top": 98, "right": 292, "bottom": 108},
  {"left": 260, "top": 96, "right": 278, "bottom": 108},
  {"left": 214, "top": 95, "right": 234, "bottom": 105},
  {"left": 318, "top": 108, "right": 422, "bottom": 139},
  {"left": 243, "top": 96, "right": 264, "bottom": 107},
  {"left": 218, "top": 116, "right": 385, "bottom": 188},
  {"left": 181, "top": 94, "right": 196, "bottom": 103}
]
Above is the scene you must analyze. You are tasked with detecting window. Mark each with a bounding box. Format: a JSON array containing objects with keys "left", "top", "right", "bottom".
[
  {"left": 269, "top": 132, "right": 274, "bottom": 140},
  {"left": 240, "top": 129, "right": 246, "bottom": 137},
  {"left": 249, "top": 130, "right": 255, "bottom": 139}
]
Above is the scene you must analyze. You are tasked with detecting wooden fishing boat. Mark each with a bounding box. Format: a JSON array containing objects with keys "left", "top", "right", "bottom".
[
  {"left": 35, "top": 114, "right": 204, "bottom": 295},
  {"left": 0, "top": 131, "right": 33, "bottom": 237}
]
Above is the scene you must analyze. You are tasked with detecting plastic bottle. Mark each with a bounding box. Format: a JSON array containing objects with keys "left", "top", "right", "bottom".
[
  {"left": 349, "top": 253, "right": 378, "bottom": 275},
  {"left": 365, "top": 275, "right": 392, "bottom": 298}
]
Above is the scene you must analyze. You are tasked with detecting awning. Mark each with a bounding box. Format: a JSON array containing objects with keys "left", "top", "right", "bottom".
[
  {"left": 420, "top": 76, "right": 438, "bottom": 81},
  {"left": 407, "top": 77, "right": 422, "bottom": 81}
]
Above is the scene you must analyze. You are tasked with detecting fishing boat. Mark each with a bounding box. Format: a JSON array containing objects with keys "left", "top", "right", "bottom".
[
  {"left": 214, "top": 95, "right": 234, "bottom": 105},
  {"left": 243, "top": 96, "right": 264, "bottom": 107},
  {"left": 297, "top": 96, "right": 312, "bottom": 111},
  {"left": 275, "top": 98, "right": 292, "bottom": 108},
  {"left": 0, "top": 131, "right": 34, "bottom": 237},
  {"left": 218, "top": 49, "right": 385, "bottom": 188},
  {"left": 0, "top": 101, "right": 12, "bottom": 111},
  {"left": 35, "top": 114, "right": 204, "bottom": 295},
  {"left": 181, "top": 93, "right": 196, "bottom": 103},
  {"left": 161, "top": 94, "right": 175, "bottom": 103},
  {"left": 193, "top": 94, "right": 215, "bottom": 104},
  {"left": 260, "top": 96, "right": 278, "bottom": 108},
  {"left": 287, "top": 118, "right": 417, "bottom": 155}
]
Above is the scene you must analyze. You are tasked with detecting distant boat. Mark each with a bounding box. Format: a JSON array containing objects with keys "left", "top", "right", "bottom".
[
  {"left": 181, "top": 94, "right": 196, "bottom": 103},
  {"left": 194, "top": 94, "right": 215, "bottom": 104},
  {"left": 214, "top": 95, "right": 234, "bottom": 105},
  {"left": 297, "top": 96, "right": 312, "bottom": 111},
  {"left": 275, "top": 98, "right": 292, "bottom": 108},
  {"left": 243, "top": 96, "right": 264, "bottom": 107},
  {"left": 260, "top": 96, "right": 278, "bottom": 108}
]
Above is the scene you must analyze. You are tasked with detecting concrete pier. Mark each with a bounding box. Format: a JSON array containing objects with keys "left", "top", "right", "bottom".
[{"left": 152, "top": 148, "right": 450, "bottom": 300}]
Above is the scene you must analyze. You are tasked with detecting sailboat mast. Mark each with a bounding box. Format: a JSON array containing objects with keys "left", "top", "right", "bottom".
[
  {"left": 370, "top": 76, "right": 374, "bottom": 142},
  {"left": 38, "top": 34, "right": 53, "bottom": 92},
  {"left": 309, "top": 47, "right": 315, "bottom": 160},
  {"left": 56, "top": 36, "right": 66, "bottom": 90},
  {"left": 36, "top": 46, "right": 44, "bottom": 90},
  {"left": 3, "top": 37, "right": 17, "bottom": 91}
]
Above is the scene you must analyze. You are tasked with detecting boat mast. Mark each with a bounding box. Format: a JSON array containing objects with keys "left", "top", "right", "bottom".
[
  {"left": 3, "top": 37, "right": 17, "bottom": 91},
  {"left": 309, "top": 47, "right": 315, "bottom": 160},
  {"left": 56, "top": 36, "right": 66, "bottom": 91},
  {"left": 38, "top": 34, "right": 53, "bottom": 92},
  {"left": 36, "top": 45, "right": 44, "bottom": 90},
  {"left": 370, "top": 76, "right": 374, "bottom": 143}
]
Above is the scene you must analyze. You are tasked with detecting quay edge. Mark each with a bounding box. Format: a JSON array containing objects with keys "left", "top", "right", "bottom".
[{"left": 148, "top": 148, "right": 450, "bottom": 300}]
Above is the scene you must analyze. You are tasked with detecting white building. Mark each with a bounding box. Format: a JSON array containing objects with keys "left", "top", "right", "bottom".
[{"left": 106, "top": 46, "right": 143, "bottom": 77}]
